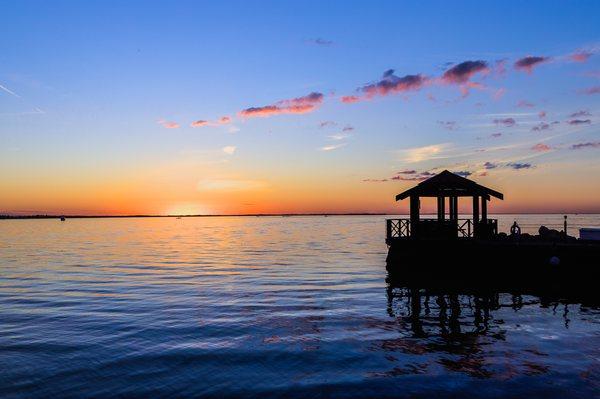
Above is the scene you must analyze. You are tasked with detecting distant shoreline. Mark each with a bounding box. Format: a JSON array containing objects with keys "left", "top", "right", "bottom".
[{"left": 1, "top": 212, "right": 598, "bottom": 220}]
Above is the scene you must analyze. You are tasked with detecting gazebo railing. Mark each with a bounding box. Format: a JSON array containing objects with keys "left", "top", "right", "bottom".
[{"left": 386, "top": 218, "right": 498, "bottom": 240}]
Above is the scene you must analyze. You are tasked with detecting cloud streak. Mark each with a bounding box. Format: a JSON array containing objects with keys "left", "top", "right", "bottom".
[
  {"left": 441, "top": 60, "right": 489, "bottom": 84},
  {"left": 158, "top": 119, "right": 180, "bottom": 129},
  {"left": 570, "top": 141, "right": 600, "bottom": 150},
  {"left": 319, "top": 143, "right": 346, "bottom": 151},
  {"left": 399, "top": 143, "right": 449, "bottom": 163},
  {"left": 514, "top": 56, "right": 550, "bottom": 73},
  {"left": 493, "top": 117, "right": 516, "bottom": 127},
  {"left": 240, "top": 92, "right": 324, "bottom": 118}
]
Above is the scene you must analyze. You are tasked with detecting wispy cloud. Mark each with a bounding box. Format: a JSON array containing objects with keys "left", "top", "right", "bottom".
[
  {"left": 222, "top": 145, "right": 236, "bottom": 155},
  {"left": 191, "top": 120, "right": 209, "bottom": 128},
  {"left": 531, "top": 143, "right": 551, "bottom": 152},
  {"left": 240, "top": 92, "right": 324, "bottom": 118},
  {"left": 399, "top": 143, "right": 450, "bottom": 163},
  {"left": 569, "top": 51, "right": 593, "bottom": 63},
  {"left": 507, "top": 162, "right": 534, "bottom": 170},
  {"left": 437, "top": 120, "right": 458, "bottom": 130},
  {"left": 580, "top": 86, "right": 600, "bottom": 95},
  {"left": 493, "top": 117, "right": 516, "bottom": 127},
  {"left": 531, "top": 122, "right": 554, "bottom": 132},
  {"left": 0, "top": 107, "right": 45, "bottom": 117},
  {"left": 319, "top": 120, "right": 337, "bottom": 128},
  {"left": 158, "top": 119, "right": 180, "bottom": 129},
  {"left": 340, "top": 95, "right": 360, "bottom": 104},
  {"left": 514, "top": 56, "right": 550, "bottom": 73},
  {"left": 307, "top": 38, "right": 333, "bottom": 46},
  {"left": 567, "top": 119, "right": 591, "bottom": 125},
  {"left": 570, "top": 141, "right": 600, "bottom": 150},
  {"left": 0, "top": 83, "right": 21, "bottom": 98},
  {"left": 569, "top": 110, "right": 591, "bottom": 118},
  {"left": 517, "top": 100, "right": 535, "bottom": 108},
  {"left": 319, "top": 143, "right": 346, "bottom": 151},
  {"left": 328, "top": 133, "right": 349, "bottom": 141}
]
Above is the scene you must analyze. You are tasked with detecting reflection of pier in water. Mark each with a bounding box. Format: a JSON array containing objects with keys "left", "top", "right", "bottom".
[
  {"left": 375, "top": 281, "right": 600, "bottom": 380},
  {"left": 386, "top": 285, "right": 577, "bottom": 337}
]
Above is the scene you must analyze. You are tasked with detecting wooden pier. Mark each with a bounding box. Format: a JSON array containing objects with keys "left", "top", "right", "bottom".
[{"left": 385, "top": 171, "right": 600, "bottom": 288}]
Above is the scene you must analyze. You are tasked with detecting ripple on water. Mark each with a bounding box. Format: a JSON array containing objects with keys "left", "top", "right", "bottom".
[{"left": 1, "top": 215, "right": 599, "bottom": 398}]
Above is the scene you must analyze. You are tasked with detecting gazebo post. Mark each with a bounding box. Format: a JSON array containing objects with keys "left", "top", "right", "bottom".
[
  {"left": 481, "top": 197, "right": 488, "bottom": 223},
  {"left": 449, "top": 196, "right": 458, "bottom": 222},
  {"left": 410, "top": 195, "right": 420, "bottom": 237},
  {"left": 473, "top": 195, "right": 479, "bottom": 237},
  {"left": 437, "top": 196, "right": 445, "bottom": 221}
]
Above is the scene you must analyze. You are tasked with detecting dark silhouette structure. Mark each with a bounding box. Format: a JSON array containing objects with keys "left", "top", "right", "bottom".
[
  {"left": 387, "top": 170, "right": 503, "bottom": 240},
  {"left": 385, "top": 171, "right": 600, "bottom": 288}
]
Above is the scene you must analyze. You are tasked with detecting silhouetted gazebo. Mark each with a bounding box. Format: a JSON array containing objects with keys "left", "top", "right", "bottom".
[{"left": 387, "top": 170, "right": 504, "bottom": 240}]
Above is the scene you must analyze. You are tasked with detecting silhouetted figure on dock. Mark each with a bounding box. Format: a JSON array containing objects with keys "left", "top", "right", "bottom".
[{"left": 510, "top": 221, "right": 521, "bottom": 236}]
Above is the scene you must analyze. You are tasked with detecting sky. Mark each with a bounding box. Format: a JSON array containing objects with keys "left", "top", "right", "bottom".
[{"left": 1, "top": 0, "right": 600, "bottom": 215}]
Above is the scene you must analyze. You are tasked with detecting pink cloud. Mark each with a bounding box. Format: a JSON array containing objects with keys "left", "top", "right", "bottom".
[
  {"left": 341, "top": 95, "right": 360, "bottom": 104},
  {"left": 441, "top": 60, "right": 489, "bottom": 84},
  {"left": 459, "top": 81, "right": 485, "bottom": 97},
  {"left": 531, "top": 143, "right": 551, "bottom": 152},
  {"left": 514, "top": 56, "right": 550, "bottom": 74},
  {"left": 239, "top": 92, "right": 324, "bottom": 118},
  {"left": 570, "top": 51, "right": 593, "bottom": 63},
  {"left": 219, "top": 116, "right": 232, "bottom": 124},
  {"left": 158, "top": 119, "right": 180, "bottom": 129},
  {"left": 360, "top": 70, "right": 428, "bottom": 98},
  {"left": 190, "top": 120, "right": 209, "bottom": 128}
]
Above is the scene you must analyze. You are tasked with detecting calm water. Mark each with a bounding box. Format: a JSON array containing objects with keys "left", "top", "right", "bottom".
[{"left": 1, "top": 215, "right": 599, "bottom": 398}]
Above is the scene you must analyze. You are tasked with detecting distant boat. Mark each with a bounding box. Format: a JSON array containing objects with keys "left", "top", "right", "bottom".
[{"left": 60, "top": 216, "right": 66, "bottom": 221}]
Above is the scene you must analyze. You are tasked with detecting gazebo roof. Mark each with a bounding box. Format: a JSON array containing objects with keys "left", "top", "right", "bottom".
[{"left": 396, "top": 170, "right": 504, "bottom": 201}]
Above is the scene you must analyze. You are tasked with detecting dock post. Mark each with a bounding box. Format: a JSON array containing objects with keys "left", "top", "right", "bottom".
[
  {"left": 472, "top": 195, "right": 479, "bottom": 237},
  {"left": 410, "top": 195, "right": 420, "bottom": 238}
]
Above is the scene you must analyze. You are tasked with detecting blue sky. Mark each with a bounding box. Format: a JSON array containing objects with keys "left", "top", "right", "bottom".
[{"left": 1, "top": 1, "right": 599, "bottom": 214}]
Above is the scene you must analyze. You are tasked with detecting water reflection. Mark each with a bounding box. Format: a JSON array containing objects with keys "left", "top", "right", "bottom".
[{"left": 382, "top": 277, "right": 599, "bottom": 382}]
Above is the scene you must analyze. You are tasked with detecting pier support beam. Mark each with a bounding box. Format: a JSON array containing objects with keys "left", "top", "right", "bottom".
[
  {"left": 481, "top": 197, "right": 488, "bottom": 223},
  {"left": 449, "top": 196, "right": 458, "bottom": 222},
  {"left": 473, "top": 195, "right": 479, "bottom": 237},
  {"left": 410, "top": 195, "right": 420, "bottom": 237},
  {"left": 437, "top": 196, "right": 445, "bottom": 221}
]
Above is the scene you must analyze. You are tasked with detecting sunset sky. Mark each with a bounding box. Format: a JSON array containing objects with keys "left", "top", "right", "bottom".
[{"left": 1, "top": 1, "right": 600, "bottom": 215}]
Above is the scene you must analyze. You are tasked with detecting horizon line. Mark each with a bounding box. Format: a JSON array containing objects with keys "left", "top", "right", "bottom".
[{"left": 2, "top": 212, "right": 599, "bottom": 220}]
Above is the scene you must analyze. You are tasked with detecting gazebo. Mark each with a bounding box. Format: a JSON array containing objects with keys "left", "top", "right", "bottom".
[{"left": 387, "top": 170, "right": 503, "bottom": 240}]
